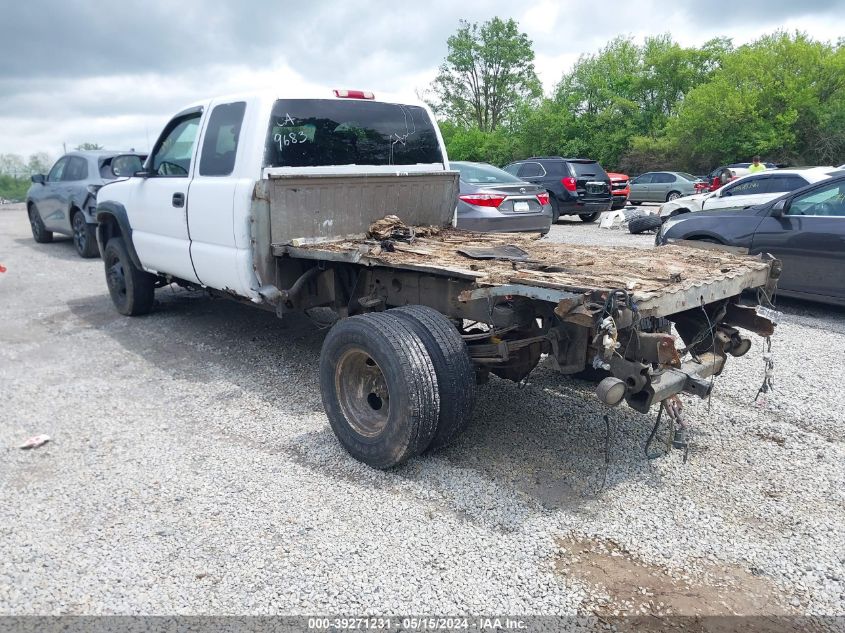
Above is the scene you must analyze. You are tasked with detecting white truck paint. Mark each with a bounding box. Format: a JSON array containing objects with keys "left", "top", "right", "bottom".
[{"left": 97, "top": 90, "right": 448, "bottom": 299}]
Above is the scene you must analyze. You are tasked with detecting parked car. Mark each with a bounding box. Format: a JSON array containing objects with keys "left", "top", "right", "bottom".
[
  {"left": 26, "top": 151, "right": 146, "bottom": 257},
  {"left": 451, "top": 161, "right": 552, "bottom": 233},
  {"left": 503, "top": 157, "right": 611, "bottom": 223},
  {"left": 628, "top": 171, "right": 701, "bottom": 204},
  {"left": 657, "top": 171, "right": 845, "bottom": 305},
  {"left": 606, "top": 172, "right": 630, "bottom": 209},
  {"left": 659, "top": 167, "right": 836, "bottom": 219},
  {"left": 701, "top": 162, "right": 779, "bottom": 192}
]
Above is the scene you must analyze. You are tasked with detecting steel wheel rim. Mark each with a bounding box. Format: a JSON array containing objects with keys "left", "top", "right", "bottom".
[
  {"left": 73, "top": 214, "right": 86, "bottom": 252},
  {"left": 334, "top": 347, "right": 390, "bottom": 437},
  {"left": 106, "top": 252, "right": 127, "bottom": 301}
]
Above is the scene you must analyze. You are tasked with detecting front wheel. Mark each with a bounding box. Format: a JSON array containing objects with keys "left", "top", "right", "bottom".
[
  {"left": 319, "top": 312, "right": 440, "bottom": 469},
  {"left": 579, "top": 212, "right": 600, "bottom": 222},
  {"left": 103, "top": 237, "right": 156, "bottom": 316},
  {"left": 72, "top": 211, "right": 99, "bottom": 258},
  {"left": 28, "top": 205, "right": 53, "bottom": 243}
]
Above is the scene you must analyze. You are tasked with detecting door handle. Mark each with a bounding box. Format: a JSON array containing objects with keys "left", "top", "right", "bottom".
[{"left": 172, "top": 192, "right": 185, "bottom": 208}]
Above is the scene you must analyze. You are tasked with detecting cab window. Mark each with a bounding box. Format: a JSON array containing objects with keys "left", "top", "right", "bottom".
[
  {"left": 150, "top": 112, "right": 202, "bottom": 176},
  {"left": 265, "top": 99, "right": 442, "bottom": 167},
  {"left": 200, "top": 101, "right": 246, "bottom": 177}
]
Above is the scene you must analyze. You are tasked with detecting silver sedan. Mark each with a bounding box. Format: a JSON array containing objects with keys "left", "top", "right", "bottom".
[
  {"left": 628, "top": 171, "right": 702, "bottom": 204},
  {"left": 452, "top": 161, "right": 552, "bottom": 233}
]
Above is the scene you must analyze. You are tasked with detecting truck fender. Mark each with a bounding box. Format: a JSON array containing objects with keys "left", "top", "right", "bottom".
[{"left": 95, "top": 201, "right": 143, "bottom": 270}]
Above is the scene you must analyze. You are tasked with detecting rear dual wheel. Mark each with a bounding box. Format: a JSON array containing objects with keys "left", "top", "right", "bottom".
[{"left": 319, "top": 307, "right": 476, "bottom": 469}]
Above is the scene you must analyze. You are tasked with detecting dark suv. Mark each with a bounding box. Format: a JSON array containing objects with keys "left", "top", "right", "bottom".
[{"left": 504, "top": 157, "right": 612, "bottom": 222}]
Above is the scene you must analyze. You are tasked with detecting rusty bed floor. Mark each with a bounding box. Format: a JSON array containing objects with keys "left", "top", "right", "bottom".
[{"left": 282, "top": 229, "right": 773, "bottom": 303}]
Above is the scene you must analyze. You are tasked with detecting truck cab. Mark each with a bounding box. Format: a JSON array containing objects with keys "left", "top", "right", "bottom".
[{"left": 96, "top": 89, "right": 448, "bottom": 302}]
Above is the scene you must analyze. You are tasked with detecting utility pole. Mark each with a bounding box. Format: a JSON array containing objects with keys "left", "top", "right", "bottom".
[{"left": 63, "top": 142, "right": 67, "bottom": 154}]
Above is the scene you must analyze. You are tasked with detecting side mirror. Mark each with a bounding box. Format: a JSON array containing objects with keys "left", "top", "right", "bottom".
[
  {"left": 110, "top": 154, "right": 146, "bottom": 178},
  {"left": 31, "top": 174, "right": 46, "bottom": 185},
  {"left": 771, "top": 199, "right": 787, "bottom": 218},
  {"left": 721, "top": 189, "right": 731, "bottom": 197}
]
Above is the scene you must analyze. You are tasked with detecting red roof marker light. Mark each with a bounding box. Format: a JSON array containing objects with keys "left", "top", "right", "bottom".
[{"left": 334, "top": 89, "right": 375, "bottom": 99}]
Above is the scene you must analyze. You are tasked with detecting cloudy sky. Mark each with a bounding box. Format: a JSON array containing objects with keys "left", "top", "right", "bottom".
[{"left": 1, "top": 0, "right": 844, "bottom": 160}]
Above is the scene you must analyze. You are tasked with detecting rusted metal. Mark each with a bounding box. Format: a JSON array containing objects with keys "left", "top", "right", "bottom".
[
  {"left": 723, "top": 302, "right": 777, "bottom": 337},
  {"left": 622, "top": 331, "right": 681, "bottom": 366}
]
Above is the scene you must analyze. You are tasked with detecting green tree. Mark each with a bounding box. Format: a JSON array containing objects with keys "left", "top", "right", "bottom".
[
  {"left": 75, "top": 142, "right": 104, "bottom": 151},
  {"left": 27, "top": 152, "right": 52, "bottom": 175},
  {"left": 551, "top": 35, "right": 729, "bottom": 169},
  {"left": 432, "top": 17, "right": 542, "bottom": 132},
  {"left": 665, "top": 31, "right": 845, "bottom": 169},
  {"left": 0, "top": 154, "right": 27, "bottom": 177}
]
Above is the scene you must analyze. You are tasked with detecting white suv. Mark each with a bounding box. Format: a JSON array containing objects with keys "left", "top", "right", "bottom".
[{"left": 659, "top": 167, "right": 835, "bottom": 219}]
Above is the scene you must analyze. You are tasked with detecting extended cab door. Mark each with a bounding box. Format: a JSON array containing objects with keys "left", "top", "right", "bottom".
[
  {"left": 186, "top": 100, "right": 253, "bottom": 295},
  {"left": 131, "top": 108, "right": 203, "bottom": 283}
]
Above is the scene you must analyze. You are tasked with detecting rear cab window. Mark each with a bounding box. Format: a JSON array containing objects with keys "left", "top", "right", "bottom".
[{"left": 264, "top": 99, "right": 443, "bottom": 169}]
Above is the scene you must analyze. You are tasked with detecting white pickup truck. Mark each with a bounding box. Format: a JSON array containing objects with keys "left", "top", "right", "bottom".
[{"left": 95, "top": 88, "right": 780, "bottom": 469}]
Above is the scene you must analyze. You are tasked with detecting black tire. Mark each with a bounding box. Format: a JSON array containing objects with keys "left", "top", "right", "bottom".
[
  {"left": 28, "top": 204, "right": 53, "bottom": 243},
  {"left": 102, "top": 237, "right": 156, "bottom": 316},
  {"left": 630, "top": 201, "right": 642, "bottom": 206},
  {"left": 319, "top": 312, "right": 440, "bottom": 469},
  {"left": 579, "top": 212, "right": 600, "bottom": 222},
  {"left": 390, "top": 305, "right": 476, "bottom": 451},
  {"left": 666, "top": 191, "right": 682, "bottom": 202},
  {"left": 550, "top": 197, "right": 560, "bottom": 223},
  {"left": 628, "top": 214, "right": 663, "bottom": 234},
  {"left": 71, "top": 210, "right": 99, "bottom": 258}
]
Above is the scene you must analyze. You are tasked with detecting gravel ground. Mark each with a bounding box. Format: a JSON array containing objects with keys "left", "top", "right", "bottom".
[{"left": 1, "top": 202, "right": 843, "bottom": 618}]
